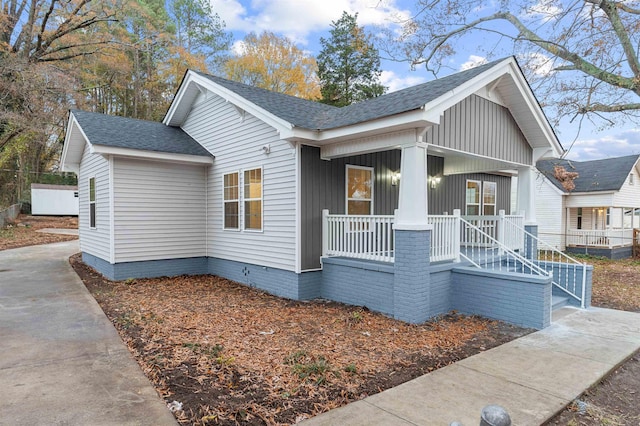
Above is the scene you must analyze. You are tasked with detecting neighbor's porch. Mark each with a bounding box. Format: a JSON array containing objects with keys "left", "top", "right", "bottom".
[{"left": 565, "top": 207, "right": 640, "bottom": 249}]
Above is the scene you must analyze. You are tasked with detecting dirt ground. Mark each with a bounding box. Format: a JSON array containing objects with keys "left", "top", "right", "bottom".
[
  {"left": 69, "top": 254, "right": 531, "bottom": 425},
  {"left": 546, "top": 256, "right": 640, "bottom": 426},
  {"left": 0, "top": 215, "right": 77, "bottom": 250}
]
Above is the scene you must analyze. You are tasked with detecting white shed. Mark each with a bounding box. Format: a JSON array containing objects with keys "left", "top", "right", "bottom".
[{"left": 31, "top": 183, "right": 79, "bottom": 215}]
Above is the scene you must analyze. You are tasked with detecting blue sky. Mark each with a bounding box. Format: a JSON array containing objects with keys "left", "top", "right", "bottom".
[{"left": 212, "top": 0, "right": 640, "bottom": 162}]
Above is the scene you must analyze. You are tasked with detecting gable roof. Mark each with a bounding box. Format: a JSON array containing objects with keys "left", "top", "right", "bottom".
[
  {"left": 71, "top": 110, "right": 211, "bottom": 157},
  {"left": 166, "top": 57, "right": 563, "bottom": 157},
  {"left": 194, "top": 59, "right": 501, "bottom": 131},
  {"left": 537, "top": 155, "right": 640, "bottom": 193}
]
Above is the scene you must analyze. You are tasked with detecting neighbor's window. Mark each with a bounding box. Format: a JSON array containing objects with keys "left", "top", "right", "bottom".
[
  {"left": 89, "top": 177, "right": 96, "bottom": 228},
  {"left": 577, "top": 208, "right": 583, "bottom": 230},
  {"left": 346, "top": 165, "right": 373, "bottom": 215},
  {"left": 630, "top": 173, "right": 634, "bottom": 185},
  {"left": 483, "top": 181, "right": 497, "bottom": 215},
  {"left": 223, "top": 172, "right": 239, "bottom": 229},
  {"left": 465, "top": 180, "right": 481, "bottom": 215},
  {"left": 244, "top": 168, "right": 262, "bottom": 231}
]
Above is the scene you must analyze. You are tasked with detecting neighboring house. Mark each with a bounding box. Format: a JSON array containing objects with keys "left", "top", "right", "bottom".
[
  {"left": 30, "top": 184, "right": 79, "bottom": 216},
  {"left": 536, "top": 155, "right": 640, "bottom": 259},
  {"left": 61, "top": 56, "right": 592, "bottom": 329}
]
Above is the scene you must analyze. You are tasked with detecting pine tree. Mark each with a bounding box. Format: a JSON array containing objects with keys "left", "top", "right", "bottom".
[{"left": 317, "top": 12, "right": 386, "bottom": 106}]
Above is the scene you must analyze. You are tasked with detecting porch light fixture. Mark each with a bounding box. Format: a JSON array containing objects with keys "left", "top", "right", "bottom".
[
  {"left": 429, "top": 176, "right": 441, "bottom": 189},
  {"left": 391, "top": 172, "right": 400, "bottom": 186}
]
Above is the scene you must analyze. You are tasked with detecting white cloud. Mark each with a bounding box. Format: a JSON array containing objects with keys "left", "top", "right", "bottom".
[
  {"left": 459, "top": 55, "right": 488, "bottom": 71},
  {"left": 213, "top": 0, "right": 410, "bottom": 45},
  {"left": 230, "top": 40, "right": 246, "bottom": 55},
  {"left": 380, "top": 70, "right": 426, "bottom": 92},
  {"left": 519, "top": 52, "right": 554, "bottom": 76},
  {"left": 564, "top": 128, "right": 640, "bottom": 161},
  {"left": 523, "top": 0, "right": 563, "bottom": 22}
]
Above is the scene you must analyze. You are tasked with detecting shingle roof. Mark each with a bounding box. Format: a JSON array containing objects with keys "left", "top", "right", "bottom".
[
  {"left": 537, "top": 155, "right": 640, "bottom": 193},
  {"left": 71, "top": 110, "right": 212, "bottom": 157},
  {"left": 195, "top": 58, "right": 506, "bottom": 130}
]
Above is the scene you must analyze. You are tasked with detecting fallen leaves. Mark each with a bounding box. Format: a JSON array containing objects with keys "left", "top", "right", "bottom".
[
  {"left": 70, "top": 255, "right": 531, "bottom": 425},
  {"left": 0, "top": 215, "right": 77, "bottom": 250}
]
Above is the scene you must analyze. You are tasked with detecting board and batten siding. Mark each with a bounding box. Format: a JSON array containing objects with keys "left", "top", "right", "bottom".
[
  {"left": 425, "top": 95, "right": 532, "bottom": 165},
  {"left": 78, "top": 143, "right": 111, "bottom": 261},
  {"left": 112, "top": 158, "right": 207, "bottom": 263},
  {"left": 182, "top": 93, "right": 297, "bottom": 271},
  {"left": 535, "top": 177, "right": 565, "bottom": 249},
  {"left": 613, "top": 165, "right": 640, "bottom": 208},
  {"left": 300, "top": 147, "right": 512, "bottom": 270}
]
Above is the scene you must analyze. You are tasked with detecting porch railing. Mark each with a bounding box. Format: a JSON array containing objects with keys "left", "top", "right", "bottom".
[
  {"left": 505, "top": 218, "right": 588, "bottom": 307},
  {"left": 462, "top": 212, "right": 524, "bottom": 252},
  {"left": 322, "top": 210, "right": 395, "bottom": 262},
  {"left": 427, "top": 215, "right": 460, "bottom": 262},
  {"left": 566, "top": 228, "right": 634, "bottom": 248}
]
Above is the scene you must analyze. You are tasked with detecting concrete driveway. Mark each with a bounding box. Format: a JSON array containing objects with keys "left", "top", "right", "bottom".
[{"left": 0, "top": 240, "right": 176, "bottom": 425}]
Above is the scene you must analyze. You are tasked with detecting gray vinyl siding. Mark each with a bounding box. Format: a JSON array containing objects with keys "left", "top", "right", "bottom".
[
  {"left": 182, "top": 93, "right": 297, "bottom": 271},
  {"left": 112, "top": 158, "right": 207, "bottom": 262},
  {"left": 78, "top": 143, "right": 111, "bottom": 261},
  {"left": 425, "top": 95, "right": 532, "bottom": 165},
  {"left": 300, "top": 148, "right": 511, "bottom": 270}
]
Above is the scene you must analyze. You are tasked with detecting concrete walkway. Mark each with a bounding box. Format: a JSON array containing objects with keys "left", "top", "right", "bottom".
[
  {"left": 36, "top": 227, "right": 79, "bottom": 235},
  {"left": 0, "top": 241, "right": 176, "bottom": 425},
  {"left": 304, "top": 307, "right": 640, "bottom": 426}
]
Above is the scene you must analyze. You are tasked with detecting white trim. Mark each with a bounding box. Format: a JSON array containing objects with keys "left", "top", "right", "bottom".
[
  {"left": 90, "top": 144, "right": 213, "bottom": 165},
  {"left": 222, "top": 171, "right": 240, "bottom": 230},
  {"left": 345, "top": 165, "right": 374, "bottom": 215},
  {"left": 243, "top": 166, "right": 264, "bottom": 232},
  {"left": 465, "top": 179, "right": 482, "bottom": 215},
  {"left": 88, "top": 176, "right": 96, "bottom": 229},
  {"left": 294, "top": 142, "right": 301, "bottom": 274},
  {"left": 108, "top": 156, "right": 115, "bottom": 264}
]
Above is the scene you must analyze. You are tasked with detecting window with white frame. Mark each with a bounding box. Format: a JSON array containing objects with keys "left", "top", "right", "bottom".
[
  {"left": 630, "top": 173, "right": 634, "bottom": 185},
  {"left": 89, "top": 177, "right": 96, "bottom": 228},
  {"left": 346, "top": 165, "right": 373, "bottom": 215},
  {"left": 243, "top": 168, "right": 262, "bottom": 231},
  {"left": 223, "top": 172, "right": 239, "bottom": 229},
  {"left": 482, "top": 181, "right": 497, "bottom": 215},
  {"left": 465, "top": 180, "right": 481, "bottom": 215}
]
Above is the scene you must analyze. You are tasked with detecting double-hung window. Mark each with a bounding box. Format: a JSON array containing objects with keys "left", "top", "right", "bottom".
[
  {"left": 346, "top": 165, "right": 373, "bottom": 215},
  {"left": 223, "top": 172, "right": 239, "bottom": 229},
  {"left": 482, "top": 181, "right": 497, "bottom": 215},
  {"left": 244, "top": 168, "right": 262, "bottom": 231},
  {"left": 89, "top": 177, "right": 96, "bottom": 228},
  {"left": 465, "top": 180, "right": 481, "bottom": 215},
  {"left": 466, "top": 180, "right": 497, "bottom": 215}
]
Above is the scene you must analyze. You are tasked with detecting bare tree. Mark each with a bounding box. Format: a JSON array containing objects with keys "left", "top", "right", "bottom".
[{"left": 382, "top": 0, "right": 640, "bottom": 127}]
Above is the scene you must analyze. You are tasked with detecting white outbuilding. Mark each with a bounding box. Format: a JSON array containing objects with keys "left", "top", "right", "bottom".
[{"left": 30, "top": 183, "right": 79, "bottom": 216}]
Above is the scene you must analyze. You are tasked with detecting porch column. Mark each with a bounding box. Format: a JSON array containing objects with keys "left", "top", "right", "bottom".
[
  {"left": 393, "top": 142, "right": 432, "bottom": 324},
  {"left": 516, "top": 166, "right": 537, "bottom": 225}
]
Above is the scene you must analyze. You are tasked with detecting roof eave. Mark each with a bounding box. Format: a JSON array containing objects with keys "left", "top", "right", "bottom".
[
  {"left": 91, "top": 144, "right": 214, "bottom": 165},
  {"left": 60, "top": 112, "right": 89, "bottom": 173}
]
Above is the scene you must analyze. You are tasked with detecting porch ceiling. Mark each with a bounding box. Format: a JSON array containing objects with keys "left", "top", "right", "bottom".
[{"left": 428, "top": 145, "right": 523, "bottom": 176}]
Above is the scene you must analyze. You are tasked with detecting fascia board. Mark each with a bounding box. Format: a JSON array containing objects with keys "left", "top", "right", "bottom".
[
  {"left": 91, "top": 144, "right": 214, "bottom": 165},
  {"left": 165, "top": 71, "right": 294, "bottom": 136},
  {"left": 60, "top": 113, "right": 90, "bottom": 172}
]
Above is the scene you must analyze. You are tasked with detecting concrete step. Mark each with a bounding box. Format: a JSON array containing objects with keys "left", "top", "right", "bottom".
[{"left": 552, "top": 295, "right": 569, "bottom": 310}]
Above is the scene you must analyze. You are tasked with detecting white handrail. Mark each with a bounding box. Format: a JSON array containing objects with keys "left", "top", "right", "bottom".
[{"left": 459, "top": 216, "right": 550, "bottom": 278}]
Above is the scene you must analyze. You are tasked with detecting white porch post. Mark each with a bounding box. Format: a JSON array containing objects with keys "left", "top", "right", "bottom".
[
  {"left": 396, "top": 143, "right": 430, "bottom": 230},
  {"left": 516, "top": 166, "right": 537, "bottom": 225}
]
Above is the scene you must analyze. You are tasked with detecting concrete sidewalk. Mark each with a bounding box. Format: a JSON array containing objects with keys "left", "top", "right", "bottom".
[
  {"left": 0, "top": 241, "right": 176, "bottom": 425},
  {"left": 304, "top": 307, "right": 640, "bottom": 426}
]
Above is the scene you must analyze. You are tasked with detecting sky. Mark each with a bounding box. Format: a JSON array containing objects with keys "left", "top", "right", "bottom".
[{"left": 211, "top": 0, "right": 640, "bottom": 162}]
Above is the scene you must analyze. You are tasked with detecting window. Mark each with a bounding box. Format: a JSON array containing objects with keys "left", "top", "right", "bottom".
[
  {"left": 223, "top": 172, "right": 239, "bottom": 229},
  {"left": 465, "top": 180, "right": 481, "bottom": 215},
  {"left": 482, "top": 181, "right": 497, "bottom": 215},
  {"left": 346, "top": 165, "right": 373, "bottom": 215},
  {"left": 577, "top": 208, "right": 583, "bottom": 230},
  {"left": 606, "top": 208, "right": 611, "bottom": 227},
  {"left": 630, "top": 173, "right": 634, "bottom": 185},
  {"left": 244, "top": 168, "right": 262, "bottom": 231},
  {"left": 89, "top": 177, "right": 96, "bottom": 228}
]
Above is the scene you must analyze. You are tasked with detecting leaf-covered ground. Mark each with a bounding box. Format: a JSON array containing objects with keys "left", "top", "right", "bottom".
[
  {"left": 70, "top": 254, "right": 531, "bottom": 425},
  {"left": 0, "top": 215, "right": 77, "bottom": 250}
]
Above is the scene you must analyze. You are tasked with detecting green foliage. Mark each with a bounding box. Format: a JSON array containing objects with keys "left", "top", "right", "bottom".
[
  {"left": 285, "top": 350, "right": 334, "bottom": 385},
  {"left": 183, "top": 342, "right": 224, "bottom": 358},
  {"left": 317, "top": 11, "right": 386, "bottom": 106}
]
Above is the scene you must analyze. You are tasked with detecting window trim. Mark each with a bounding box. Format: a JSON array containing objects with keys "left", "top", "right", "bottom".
[
  {"left": 243, "top": 166, "right": 263, "bottom": 232},
  {"left": 465, "top": 179, "right": 481, "bottom": 216},
  {"left": 630, "top": 173, "right": 634, "bottom": 185},
  {"left": 222, "top": 171, "right": 240, "bottom": 231},
  {"left": 345, "top": 164, "right": 374, "bottom": 215},
  {"left": 89, "top": 176, "right": 96, "bottom": 229}
]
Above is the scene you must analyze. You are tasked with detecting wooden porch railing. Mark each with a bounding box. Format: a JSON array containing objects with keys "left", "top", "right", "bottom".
[
  {"left": 322, "top": 211, "right": 395, "bottom": 262},
  {"left": 566, "top": 228, "right": 634, "bottom": 248}
]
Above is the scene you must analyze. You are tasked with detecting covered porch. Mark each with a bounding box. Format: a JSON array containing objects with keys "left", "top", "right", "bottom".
[{"left": 565, "top": 207, "right": 639, "bottom": 250}]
